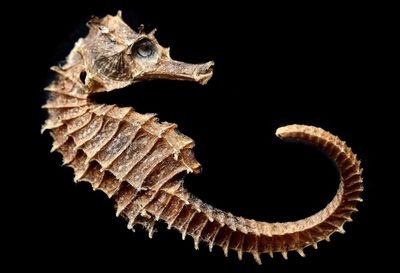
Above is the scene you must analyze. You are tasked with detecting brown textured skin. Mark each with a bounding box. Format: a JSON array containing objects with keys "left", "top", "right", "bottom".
[{"left": 42, "top": 12, "right": 363, "bottom": 264}]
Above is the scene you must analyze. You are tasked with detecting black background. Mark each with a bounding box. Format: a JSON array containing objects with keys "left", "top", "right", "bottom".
[{"left": 5, "top": 1, "right": 395, "bottom": 272}]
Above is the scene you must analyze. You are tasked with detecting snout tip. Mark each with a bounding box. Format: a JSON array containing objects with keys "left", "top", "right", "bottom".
[{"left": 196, "top": 61, "right": 214, "bottom": 85}]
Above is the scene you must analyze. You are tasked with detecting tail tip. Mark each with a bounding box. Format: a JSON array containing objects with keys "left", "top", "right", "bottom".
[
  {"left": 276, "top": 125, "right": 301, "bottom": 139},
  {"left": 275, "top": 126, "right": 288, "bottom": 139}
]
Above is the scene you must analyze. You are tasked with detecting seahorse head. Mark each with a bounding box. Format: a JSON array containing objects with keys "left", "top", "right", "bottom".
[{"left": 71, "top": 11, "right": 214, "bottom": 93}]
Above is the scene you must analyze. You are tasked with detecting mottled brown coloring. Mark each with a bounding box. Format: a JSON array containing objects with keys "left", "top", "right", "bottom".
[{"left": 42, "top": 12, "right": 363, "bottom": 264}]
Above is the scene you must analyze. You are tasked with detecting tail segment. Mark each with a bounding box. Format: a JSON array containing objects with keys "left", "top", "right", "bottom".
[
  {"left": 50, "top": 111, "right": 363, "bottom": 264},
  {"left": 146, "top": 125, "right": 363, "bottom": 264}
]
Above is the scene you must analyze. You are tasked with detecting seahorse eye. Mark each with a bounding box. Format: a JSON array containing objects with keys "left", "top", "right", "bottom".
[{"left": 134, "top": 39, "right": 154, "bottom": 58}]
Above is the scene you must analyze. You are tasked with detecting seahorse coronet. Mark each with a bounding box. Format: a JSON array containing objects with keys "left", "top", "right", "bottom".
[{"left": 43, "top": 12, "right": 363, "bottom": 265}]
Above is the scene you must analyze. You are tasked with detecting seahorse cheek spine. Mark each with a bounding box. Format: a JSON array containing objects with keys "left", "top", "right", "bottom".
[{"left": 42, "top": 12, "right": 363, "bottom": 265}]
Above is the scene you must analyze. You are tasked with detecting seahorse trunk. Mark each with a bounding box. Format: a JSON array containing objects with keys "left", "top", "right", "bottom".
[{"left": 43, "top": 73, "right": 362, "bottom": 264}]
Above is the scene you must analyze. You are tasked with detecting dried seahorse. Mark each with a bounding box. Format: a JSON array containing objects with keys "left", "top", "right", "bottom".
[{"left": 42, "top": 12, "right": 363, "bottom": 264}]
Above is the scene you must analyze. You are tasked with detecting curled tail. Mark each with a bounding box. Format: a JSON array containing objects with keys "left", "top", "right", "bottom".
[
  {"left": 146, "top": 124, "right": 363, "bottom": 264},
  {"left": 50, "top": 105, "right": 363, "bottom": 264}
]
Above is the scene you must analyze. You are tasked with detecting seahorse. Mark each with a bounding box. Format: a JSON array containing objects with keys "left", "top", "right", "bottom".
[{"left": 42, "top": 12, "right": 363, "bottom": 264}]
